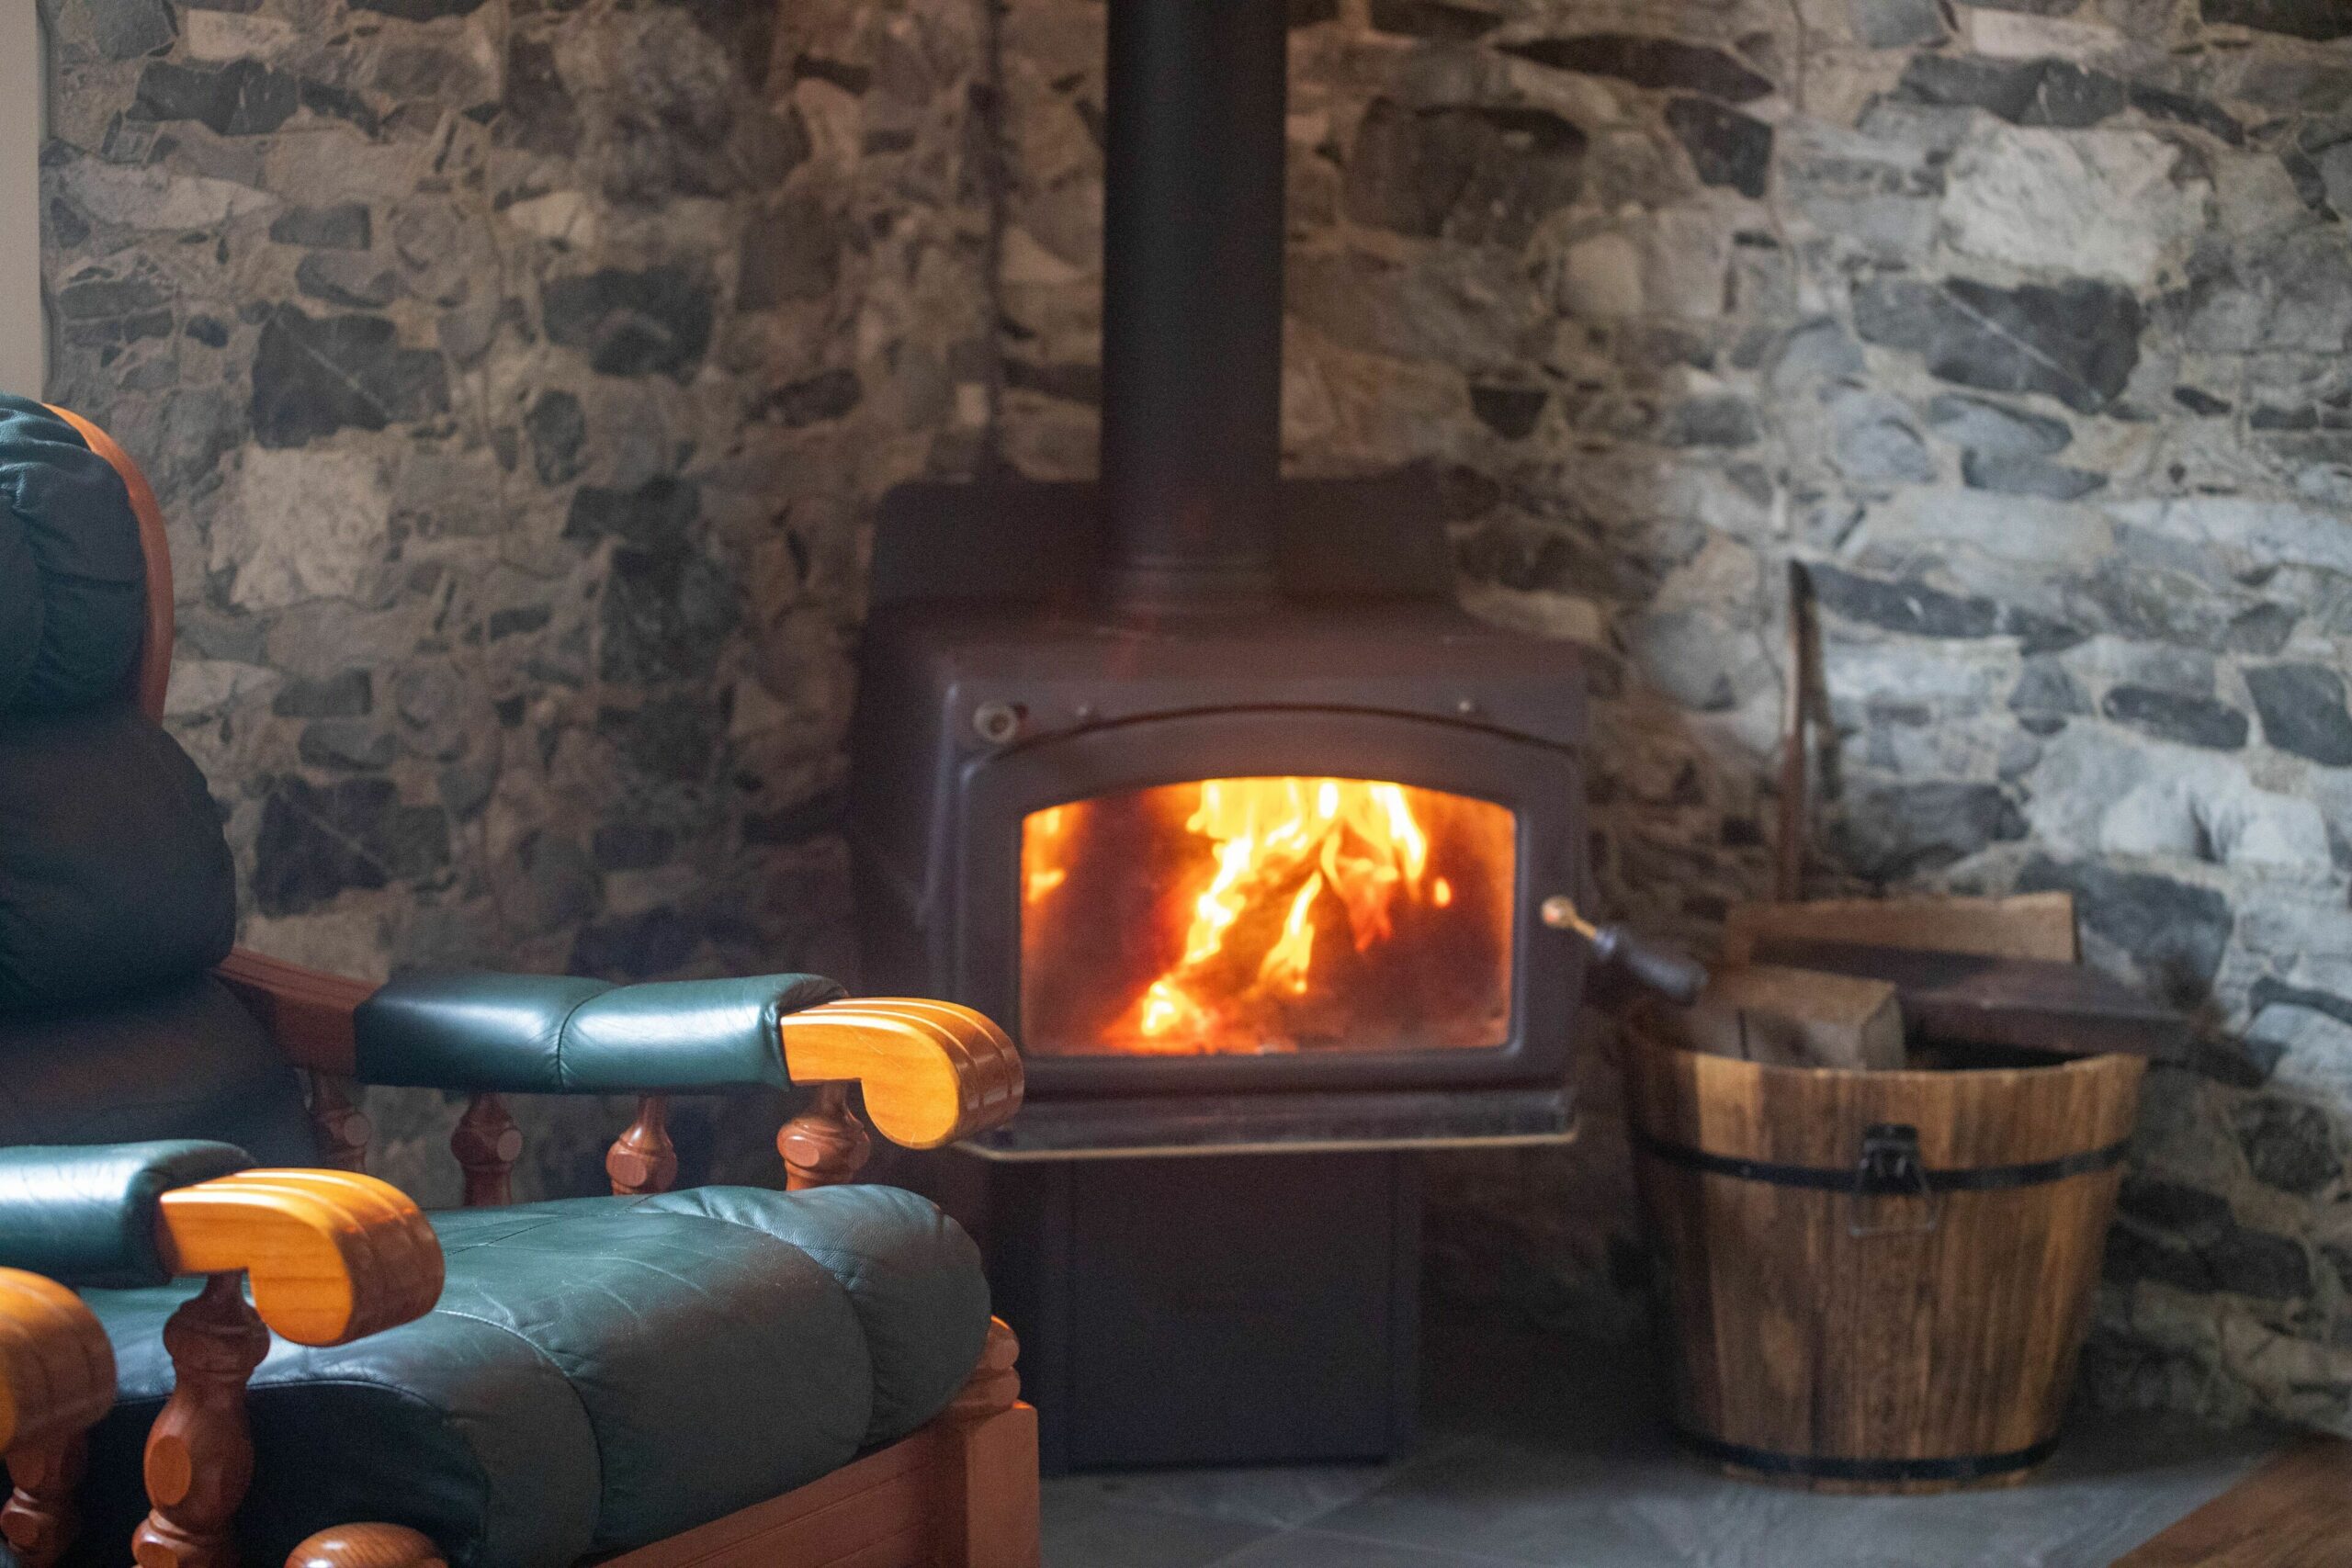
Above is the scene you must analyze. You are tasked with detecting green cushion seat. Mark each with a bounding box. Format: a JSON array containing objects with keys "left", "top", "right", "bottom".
[{"left": 70, "top": 1185, "right": 990, "bottom": 1568}]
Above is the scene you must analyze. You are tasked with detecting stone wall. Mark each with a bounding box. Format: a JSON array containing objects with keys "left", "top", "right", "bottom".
[
  {"left": 40, "top": 0, "right": 2352, "bottom": 1434},
  {"left": 39, "top": 0, "right": 993, "bottom": 1202},
  {"left": 990, "top": 0, "right": 2352, "bottom": 1429}
]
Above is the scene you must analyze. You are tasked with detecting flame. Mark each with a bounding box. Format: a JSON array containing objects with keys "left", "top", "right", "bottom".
[
  {"left": 1023, "top": 805, "right": 1069, "bottom": 904},
  {"left": 1104, "top": 778, "right": 1440, "bottom": 1050}
]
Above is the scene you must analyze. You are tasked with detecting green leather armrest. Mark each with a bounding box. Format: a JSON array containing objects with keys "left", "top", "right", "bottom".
[
  {"left": 351, "top": 970, "right": 849, "bottom": 1094},
  {"left": 0, "top": 1141, "right": 251, "bottom": 1288}
]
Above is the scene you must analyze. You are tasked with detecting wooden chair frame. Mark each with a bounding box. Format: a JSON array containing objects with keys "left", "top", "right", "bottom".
[{"left": 2, "top": 408, "right": 1040, "bottom": 1568}]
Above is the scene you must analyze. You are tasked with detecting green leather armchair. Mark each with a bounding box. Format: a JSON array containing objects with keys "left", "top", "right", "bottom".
[{"left": 0, "top": 397, "right": 1037, "bottom": 1568}]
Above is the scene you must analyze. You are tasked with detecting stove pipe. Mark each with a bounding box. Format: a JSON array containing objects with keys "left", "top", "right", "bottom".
[{"left": 1098, "top": 0, "right": 1288, "bottom": 615}]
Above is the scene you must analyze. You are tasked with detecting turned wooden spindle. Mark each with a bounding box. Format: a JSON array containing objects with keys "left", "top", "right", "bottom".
[
  {"left": 284, "top": 1525, "right": 447, "bottom": 1568},
  {"left": 132, "top": 1274, "right": 271, "bottom": 1568},
  {"left": 2, "top": 1268, "right": 119, "bottom": 1568},
  {"left": 948, "top": 1318, "right": 1022, "bottom": 1422},
  {"left": 306, "top": 1072, "right": 372, "bottom": 1174},
  {"left": 606, "top": 1094, "right": 680, "bottom": 1197},
  {"left": 3, "top": 1433, "right": 88, "bottom": 1568},
  {"left": 933, "top": 1317, "right": 1038, "bottom": 1566},
  {"left": 451, "top": 1093, "right": 522, "bottom": 1208},
  {"left": 778, "top": 1084, "right": 872, "bottom": 1190}
]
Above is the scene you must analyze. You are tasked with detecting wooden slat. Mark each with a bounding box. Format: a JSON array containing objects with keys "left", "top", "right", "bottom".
[
  {"left": 2109, "top": 1438, "right": 2352, "bottom": 1567},
  {"left": 1725, "top": 892, "right": 2079, "bottom": 965},
  {"left": 600, "top": 1433, "right": 940, "bottom": 1568},
  {"left": 1747, "top": 939, "right": 2189, "bottom": 1063}
]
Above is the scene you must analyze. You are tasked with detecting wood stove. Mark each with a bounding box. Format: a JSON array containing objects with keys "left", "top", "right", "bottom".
[{"left": 847, "top": 0, "right": 1611, "bottom": 1471}]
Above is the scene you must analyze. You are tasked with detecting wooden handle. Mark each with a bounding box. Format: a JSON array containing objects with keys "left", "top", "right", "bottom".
[
  {"left": 155, "top": 1170, "right": 443, "bottom": 1346},
  {"left": 286, "top": 1525, "right": 447, "bottom": 1568},
  {"left": 777, "top": 999, "right": 1023, "bottom": 1150}
]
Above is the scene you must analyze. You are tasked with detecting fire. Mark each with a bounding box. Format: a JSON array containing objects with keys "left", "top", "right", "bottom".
[
  {"left": 1019, "top": 776, "right": 1516, "bottom": 1057},
  {"left": 1121, "top": 777, "right": 1438, "bottom": 1051}
]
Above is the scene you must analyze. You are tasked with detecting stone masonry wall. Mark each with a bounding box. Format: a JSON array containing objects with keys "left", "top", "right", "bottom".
[
  {"left": 991, "top": 0, "right": 2352, "bottom": 1429},
  {"left": 39, "top": 0, "right": 993, "bottom": 1203}
]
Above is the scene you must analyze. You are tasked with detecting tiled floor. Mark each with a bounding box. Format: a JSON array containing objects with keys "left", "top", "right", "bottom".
[{"left": 1040, "top": 1314, "right": 2284, "bottom": 1567}]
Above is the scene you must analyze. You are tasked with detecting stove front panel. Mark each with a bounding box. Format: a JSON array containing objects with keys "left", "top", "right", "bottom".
[{"left": 953, "top": 707, "right": 1588, "bottom": 1099}]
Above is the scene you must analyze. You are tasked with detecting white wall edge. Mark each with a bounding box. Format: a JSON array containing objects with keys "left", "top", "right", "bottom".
[{"left": 0, "top": 0, "right": 47, "bottom": 400}]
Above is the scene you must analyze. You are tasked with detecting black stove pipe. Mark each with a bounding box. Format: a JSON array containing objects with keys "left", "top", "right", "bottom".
[{"left": 1099, "top": 0, "right": 1288, "bottom": 615}]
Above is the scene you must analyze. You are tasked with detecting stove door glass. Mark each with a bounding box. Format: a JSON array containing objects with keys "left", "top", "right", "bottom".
[{"left": 1019, "top": 778, "right": 1515, "bottom": 1057}]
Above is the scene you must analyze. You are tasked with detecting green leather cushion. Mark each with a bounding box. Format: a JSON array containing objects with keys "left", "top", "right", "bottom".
[
  {"left": 0, "top": 705, "right": 239, "bottom": 1012},
  {"left": 0, "top": 396, "right": 147, "bottom": 717},
  {"left": 354, "top": 970, "right": 846, "bottom": 1092},
  {"left": 0, "top": 976, "right": 319, "bottom": 1166},
  {"left": 0, "top": 1141, "right": 252, "bottom": 1288},
  {"left": 73, "top": 1186, "right": 989, "bottom": 1568}
]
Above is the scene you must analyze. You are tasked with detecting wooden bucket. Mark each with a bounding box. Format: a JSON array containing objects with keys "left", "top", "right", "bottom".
[{"left": 1627, "top": 1013, "right": 2143, "bottom": 1492}]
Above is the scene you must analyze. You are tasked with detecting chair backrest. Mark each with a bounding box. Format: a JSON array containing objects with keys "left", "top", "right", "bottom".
[{"left": 0, "top": 396, "right": 317, "bottom": 1163}]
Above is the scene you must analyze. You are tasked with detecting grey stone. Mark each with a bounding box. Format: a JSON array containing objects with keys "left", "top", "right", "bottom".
[
  {"left": 1854, "top": 277, "right": 2144, "bottom": 414},
  {"left": 1366, "top": 0, "right": 1499, "bottom": 39},
  {"left": 565, "top": 477, "right": 701, "bottom": 548},
  {"left": 1829, "top": 390, "right": 1936, "bottom": 483},
  {"left": 1469, "top": 386, "right": 1547, "bottom": 440},
  {"left": 1500, "top": 35, "right": 1772, "bottom": 103},
  {"left": 2017, "top": 856, "right": 2233, "bottom": 1005},
  {"left": 2200, "top": 0, "right": 2352, "bottom": 39},
  {"left": 764, "top": 369, "right": 863, "bottom": 428},
  {"left": 132, "top": 60, "right": 299, "bottom": 136},
  {"left": 542, "top": 267, "right": 716, "bottom": 380},
  {"left": 1344, "top": 101, "right": 1587, "bottom": 247},
  {"left": 2233, "top": 1098, "right": 2340, "bottom": 1195},
  {"left": 1810, "top": 565, "right": 2078, "bottom": 649},
  {"left": 272, "top": 671, "right": 372, "bottom": 719},
  {"left": 270, "top": 204, "right": 372, "bottom": 251},
  {"left": 594, "top": 824, "right": 676, "bottom": 871},
  {"left": 299, "top": 720, "right": 398, "bottom": 771},
  {"left": 2011, "top": 659, "right": 2089, "bottom": 722},
  {"left": 2102, "top": 686, "right": 2250, "bottom": 750},
  {"left": 186, "top": 317, "right": 231, "bottom": 348},
  {"left": 503, "top": 36, "right": 582, "bottom": 158},
  {"left": 1665, "top": 98, "right": 1771, "bottom": 199},
  {"left": 350, "top": 0, "right": 490, "bottom": 17},
  {"left": 252, "top": 775, "right": 451, "bottom": 917},
  {"left": 296, "top": 253, "right": 401, "bottom": 310},
  {"left": 1850, "top": 0, "right": 1946, "bottom": 47},
  {"left": 2126, "top": 85, "right": 2246, "bottom": 148},
  {"left": 596, "top": 702, "right": 722, "bottom": 784},
  {"left": 571, "top": 907, "right": 698, "bottom": 981},
  {"left": 1962, "top": 452, "right": 2107, "bottom": 499},
  {"left": 1926, "top": 394, "right": 2074, "bottom": 457},
  {"left": 738, "top": 197, "right": 840, "bottom": 310},
  {"left": 1657, "top": 396, "right": 1760, "bottom": 448},
  {"left": 1836, "top": 780, "right": 2027, "bottom": 879},
  {"left": 249, "top": 307, "right": 451, "bottom": 449},
  {"left": 84, "top": 0, "right": 177, "bottom": 59},
  {"left": 2246, "top": 663, "right": 2352, "bottom": 766},
  {"left": 1894, "top": 55, "right": 2126, "bottom": 129},
  {"left": 598, "top": 546, "right": 737, "bottom": 682},
  {"left": 1765, "top": 319, "right": 1865, "bottom": 394},
  {"left": 526, "top": 391, "right": 588, "bottom": 486}
]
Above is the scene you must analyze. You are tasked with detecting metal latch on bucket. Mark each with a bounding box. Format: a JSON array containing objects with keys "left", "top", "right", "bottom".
[{"left": 1849, "top": 1122, "right": 1938, "bottom": 1237}]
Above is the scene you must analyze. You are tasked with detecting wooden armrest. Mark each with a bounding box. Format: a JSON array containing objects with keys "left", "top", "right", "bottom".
[
  {"left": 156, "top": 1171, "right": 441, "bottom": 1346},
  {"left": 779, "top": 999, "right": 1023, "bottom": 1150},
  {"left": 214, "top": 949, "right": 377, "bottom": 1076},
  {"left": 0, "top": 1270, "right": 115, "bottom": 1455}
]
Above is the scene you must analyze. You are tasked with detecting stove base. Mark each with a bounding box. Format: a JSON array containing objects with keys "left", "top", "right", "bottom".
[{"left": 909, "top": 1148, "right": 1422, "bottom": 1473}]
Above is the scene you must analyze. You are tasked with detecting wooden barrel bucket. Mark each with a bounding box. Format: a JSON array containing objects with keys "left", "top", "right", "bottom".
[{"left": 1626, "top": 1012, "right": 2143, "bottom": 1493}]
